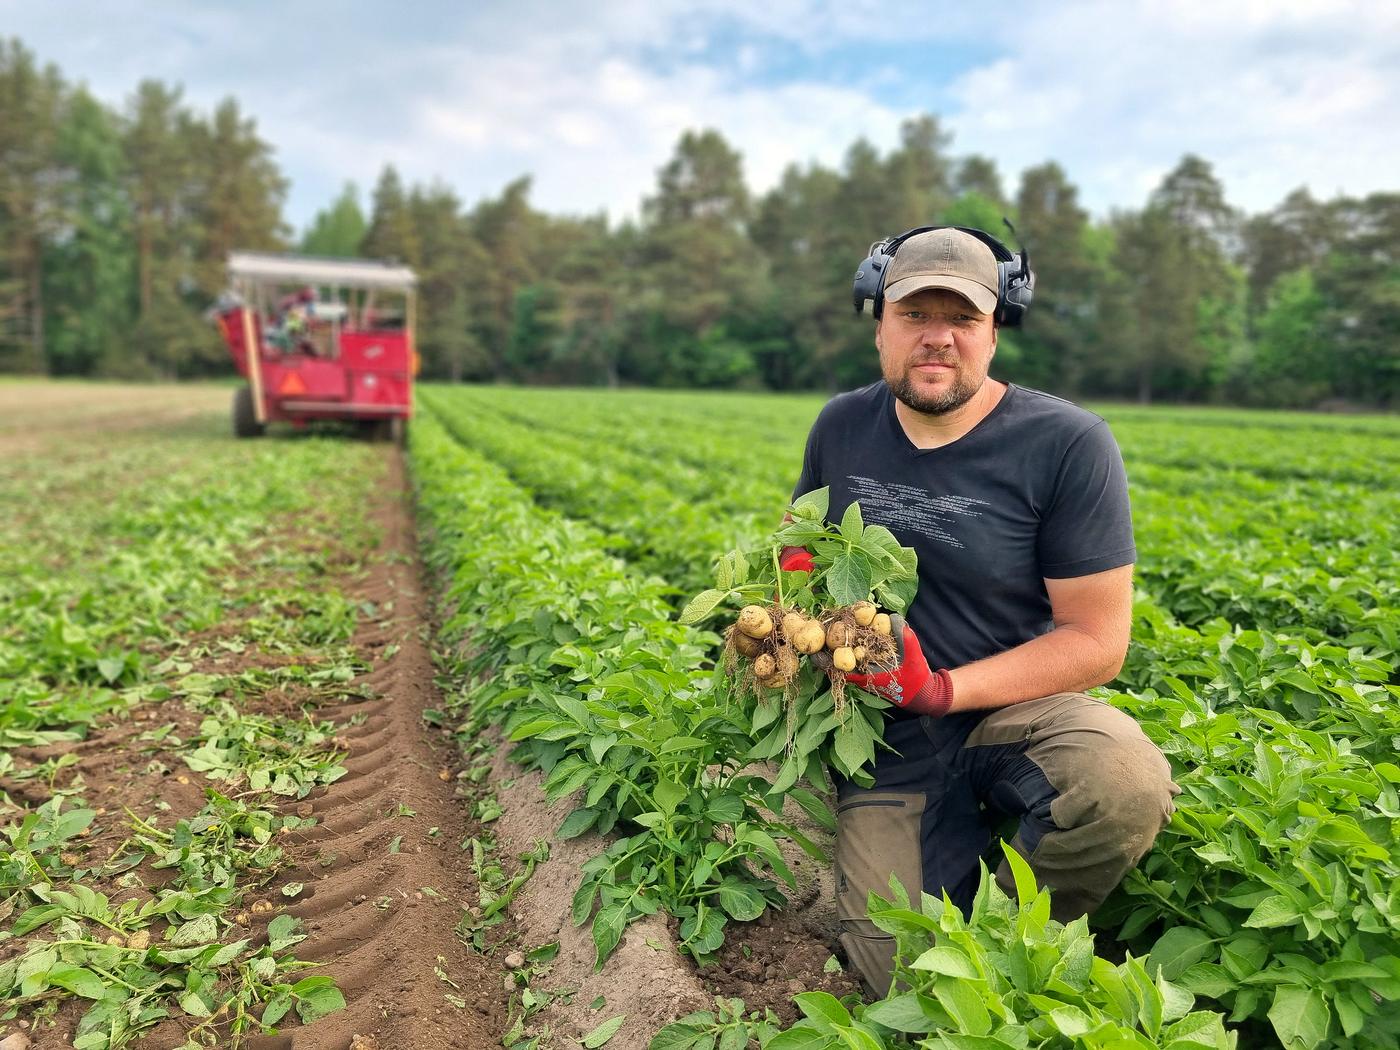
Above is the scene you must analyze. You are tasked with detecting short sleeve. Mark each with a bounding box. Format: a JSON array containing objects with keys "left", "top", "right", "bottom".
[
  {"left": 1037, "top": 420, "right": 1136, "bottom": 578},
  {"left": 791, "top": 420, "right": 822, "bottom": 501}
]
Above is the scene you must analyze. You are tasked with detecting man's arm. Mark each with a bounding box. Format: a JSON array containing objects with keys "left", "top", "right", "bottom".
[{"left": 946, "top": 564, "right": 1134, "bottom": 712}]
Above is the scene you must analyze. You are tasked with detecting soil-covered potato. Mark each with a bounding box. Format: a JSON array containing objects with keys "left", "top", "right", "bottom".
[
  {"left": 754, "top": 652, "right": 776, "bottom": 678},
  {"left": 872, "top": 612, "right": 892, "bottom": 636},
  {"left": 733, "top": 630, "right": 765, "bottom": 658},
  {"left": 851, "top": 601, "right": 877, "bottom": 627},
  {"left": 831, "top": 646, "right": 857, "bottom": 672},
  {"left": 825, "top": 621, "right": 851, "bottom": 650},
  {"left": 738, "top": 605, "right": 774, "bottom": 639},
  {"left": 793, "top": 622, "right": 826, "bottom": 655}
]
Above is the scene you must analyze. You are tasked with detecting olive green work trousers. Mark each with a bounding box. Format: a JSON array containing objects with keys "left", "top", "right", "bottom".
[{"left": 834, "top": 692, "right": 1180, "bottom": 996}]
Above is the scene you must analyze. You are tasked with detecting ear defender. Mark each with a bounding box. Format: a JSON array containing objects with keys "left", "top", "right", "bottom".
[{"left": 852, "top": 222, "right": 1035, "bottom": 327}]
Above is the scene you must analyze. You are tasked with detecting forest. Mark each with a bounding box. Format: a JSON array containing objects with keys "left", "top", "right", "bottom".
[{"left": 1, "top": 37, "right": 1396, "bottom": 407}]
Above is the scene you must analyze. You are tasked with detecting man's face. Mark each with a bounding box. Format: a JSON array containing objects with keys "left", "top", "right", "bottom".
[{"left": 875, "top": 288, "right": 998, "bottom": 415}]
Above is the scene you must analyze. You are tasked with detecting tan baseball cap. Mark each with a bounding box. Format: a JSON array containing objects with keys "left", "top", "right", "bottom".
[{"left": 883, "top": 228, "right": 1000, "bottom": 315}]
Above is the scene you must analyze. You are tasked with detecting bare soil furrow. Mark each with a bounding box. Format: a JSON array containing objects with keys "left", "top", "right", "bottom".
[{"left": 261, "top": 451, "right": 510, "bottom": 1050}]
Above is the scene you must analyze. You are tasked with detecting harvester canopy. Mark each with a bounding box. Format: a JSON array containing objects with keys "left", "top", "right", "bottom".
[{"left": 227, "top": 252, "right": 417, "bottom": 293}]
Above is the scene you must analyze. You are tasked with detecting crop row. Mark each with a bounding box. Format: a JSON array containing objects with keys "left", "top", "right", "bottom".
[{"left": 410, "top": 409, "right": 826, "bottom": 967}]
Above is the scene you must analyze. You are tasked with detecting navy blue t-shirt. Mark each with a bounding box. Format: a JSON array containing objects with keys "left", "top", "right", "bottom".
[{"left": 792, "top": 382, "right": 1135, "bottom": 672}]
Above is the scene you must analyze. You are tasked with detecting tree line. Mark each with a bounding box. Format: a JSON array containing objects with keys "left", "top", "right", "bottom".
[{"left": 2, "top": 38, "right": 1396, "bottom": 407}]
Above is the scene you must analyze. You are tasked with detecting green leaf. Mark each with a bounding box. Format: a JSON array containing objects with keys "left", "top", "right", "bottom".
[
  {"left": 654, "top": 780, "right": 688, "bottom": 816},
  {"left": 593, "top": 902, "right": 629, "bottom": 967},
  {"left": 97, "top": 656, "right": 126, "bottom": 683},
  {"left": 557, "top": 807, "right": 601, "bottom": 840},
  {"left": 764, "top": 1026, "right": 836, "bottom": 1050},
  {"left": 716, "top": 878, "right": 766, "bottom": 921},
  {"left": 658, "top": 736, "right": 710, "bottom": 755},
  {"left": 705, "top": 793, "right": 745, "bottom": 823},
  {"left": 1148, "top": 927, "right": 1216, "bottom": 980},
  {"left": 860, "top": 992, "right": 942, "bottom": 1033},
  {"left": 791, "top": 487, "right": 830, "bottom": 522},
  {"left": 262, "top": 991, "right": 294, "bottom": 1026},
  {"left": 51, "top": 807, "right": 97, "bottom": 842},
  {"left": 1048, "top": 1005, "right": 1094, "bottom": 1037},
  {"left": 1268, "top": 985, "right": 1331, "bottom": 1050},
  {"left": 179, "top": 988, "right": 214, "bottom": 1017},
  {"left": 999, "top": 841, "right": 1038, "bottom": 908},
  {"left": 679, "top": 589, "right": 726, "bottom": 625},
  {"left": 169, "top": 913, "right": 218, "bottom": 945},
  {"left": 839, "top": 500, "right": 864, "bottom": 540},
  {"left": 794, "top": 991, "right": 852, "bottom": 1033},
  {"left": 826, "top": 549, "right": 873, "bottom": 606},
  {"left": 45, "top": 964, "right": 106, "bottom": 1000},
  {"left": 267, "top": 914, "right": 305, "bottom": 953},
  {"left": 910, "top": 946, "right": 979, "bottom": 979},
  {"left": 1176, "top": 963, "right": 1236, "bottom": 999},
  {"left": 1243, "top": 895, "right": 1302, "bottom": 928},
  {"left": 208, "top": 938, "right": 252, "bottom": 967},
  {"left": 294, "top": 976, "right": 346, "bottom": 1024},
  {"left": 786, "top": 787, "right": 836, "bottom": 833},
  {"left": 582, "top": 1013, "right": 626, "bottom": 1047},
  {"left": 831, "top": 713, "right": 874, "bottom": 779},
  {"left": 716, "top": 555, "right": 734, "bottom": 591},
  {"left": 935, "top": 977, "right": 992, "bottom": 1036}
]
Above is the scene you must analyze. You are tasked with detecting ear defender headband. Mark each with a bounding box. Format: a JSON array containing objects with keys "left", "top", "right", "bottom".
[{"left": 852, "top": 220, "right": 1035, "bottom": 326}]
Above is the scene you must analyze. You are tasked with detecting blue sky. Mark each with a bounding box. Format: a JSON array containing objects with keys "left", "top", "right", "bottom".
[{"left": 6, "top": 1, "right": 1397, "bottom": 232}]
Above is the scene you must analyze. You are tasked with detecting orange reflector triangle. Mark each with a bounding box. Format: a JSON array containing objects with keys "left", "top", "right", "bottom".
[{"left": 278, "top": 371, "right": 307, "bottom": 396}]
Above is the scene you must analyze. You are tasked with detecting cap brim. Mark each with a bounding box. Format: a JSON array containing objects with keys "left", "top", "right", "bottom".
[{"left": 884, "top": 274, "right": 997, "bottom": 315}]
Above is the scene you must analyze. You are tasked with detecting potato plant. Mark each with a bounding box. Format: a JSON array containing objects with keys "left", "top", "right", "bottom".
[
  {"left": 413, "top": 413, "right": 812, "bottom": 967},
  {"left": 677, "top": 486, "right": 917, "bottom": 791},
  {"left": 747, "top": 846, "right": 1234, "bottom": 1050}
]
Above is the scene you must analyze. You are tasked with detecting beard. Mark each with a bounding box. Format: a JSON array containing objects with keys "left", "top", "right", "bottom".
[{"left": 885, "top": 358, "right": 983, "bottom": 415}]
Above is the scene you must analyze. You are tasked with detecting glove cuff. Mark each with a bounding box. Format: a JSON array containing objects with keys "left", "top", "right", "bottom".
[{"left": 903, "top": 667, "right": 954, "bottom": 718}]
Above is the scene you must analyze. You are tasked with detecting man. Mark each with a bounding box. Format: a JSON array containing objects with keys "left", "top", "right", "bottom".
[{"left": 784, "top": 226, "right": 1178, "bottom": 996}]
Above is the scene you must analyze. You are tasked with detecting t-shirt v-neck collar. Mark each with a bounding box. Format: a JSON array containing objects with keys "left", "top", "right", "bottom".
[{"left": 883, "top": 381, "right": 1017, "bottom": 455}]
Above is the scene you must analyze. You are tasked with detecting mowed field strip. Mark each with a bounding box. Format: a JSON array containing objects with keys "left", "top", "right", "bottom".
[
  {"left": 1, "top": 384, "right": 511, "bottom": 1049},
  {"left": 2, "top": 381, "right": 1398, "bottom": 1050}
]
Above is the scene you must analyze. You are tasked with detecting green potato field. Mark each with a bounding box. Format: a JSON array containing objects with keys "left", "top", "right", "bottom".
[{"left": 2, "top": 381, "right": 1398, "bottom": 1050}]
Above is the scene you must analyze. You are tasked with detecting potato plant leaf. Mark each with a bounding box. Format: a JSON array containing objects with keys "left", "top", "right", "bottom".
[
  {"left": 582, "top": 1013, "right": 626, "bottom": 1048},
  {"left": 679, "top": 588, "right": 727, "bottom": 625}
]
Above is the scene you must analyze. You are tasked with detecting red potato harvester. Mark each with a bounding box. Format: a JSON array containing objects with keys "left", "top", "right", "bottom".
[{"left": 216, "top": 252, "right": 419, "bottom": 440}]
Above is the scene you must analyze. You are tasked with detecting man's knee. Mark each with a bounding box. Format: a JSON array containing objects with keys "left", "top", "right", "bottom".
[
  {"left": 984, "top": 695, "right": 1179, "bottom": 917},
  {"left": 1044, "top": 706, "right": 1178, "bottom": 851}
]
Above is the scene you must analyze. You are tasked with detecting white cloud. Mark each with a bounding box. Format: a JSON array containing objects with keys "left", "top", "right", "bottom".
[
  {"left": 943, "top": 0, "right": 1400, "bottom": 215},
  {"left": 2, "top": 0, "right": 1397, "bottom": 229}
]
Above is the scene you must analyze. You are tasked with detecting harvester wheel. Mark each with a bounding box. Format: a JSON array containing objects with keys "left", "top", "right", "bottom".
[{"left": 233, "top": 386, "right": 265, "bottom": 438}]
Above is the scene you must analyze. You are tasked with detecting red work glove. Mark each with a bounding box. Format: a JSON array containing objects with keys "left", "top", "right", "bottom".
[
  {"left": 779, "top": 545, "right": 815, "bottom": 573},
  {"left": 845, "top": 614, "right": 954, "bottom": 717}
]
